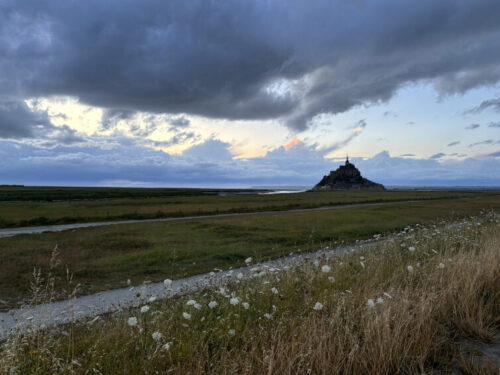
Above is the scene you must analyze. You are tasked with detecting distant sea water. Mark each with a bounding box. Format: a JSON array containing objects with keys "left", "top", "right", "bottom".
[{"left": 259, "top": 189, "right": 308, "bottom": 195}]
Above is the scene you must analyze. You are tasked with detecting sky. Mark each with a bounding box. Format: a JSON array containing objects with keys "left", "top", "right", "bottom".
[{"left": 0, "top": 0, "right": 499, "bottom": 187}]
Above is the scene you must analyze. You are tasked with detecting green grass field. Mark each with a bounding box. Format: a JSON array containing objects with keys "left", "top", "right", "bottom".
[
  {"left": 0, "top": 194, "right": 498, "bottom": 309},
  {"left": 0, "top": 189, "right": 488, "bottom": 228}
]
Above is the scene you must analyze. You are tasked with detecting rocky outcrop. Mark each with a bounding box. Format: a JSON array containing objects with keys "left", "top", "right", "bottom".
[{"left": 312, "top": 158, "right": 385, "bottom": 191}]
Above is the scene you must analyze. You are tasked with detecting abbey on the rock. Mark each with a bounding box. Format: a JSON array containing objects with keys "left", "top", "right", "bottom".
[{"left": 311, "top": 157, "right": 385, "bottom": 191}]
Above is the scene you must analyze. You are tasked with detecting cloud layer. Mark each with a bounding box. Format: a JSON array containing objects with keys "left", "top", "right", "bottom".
[
  {"left": 1, "top": 138, "right": 498, "bottom": 187},
  {"left": 2, "top": 0, "right": 500, "bottom": 134}
]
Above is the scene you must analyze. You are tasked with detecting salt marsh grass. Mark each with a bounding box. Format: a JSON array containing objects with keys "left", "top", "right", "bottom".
[
  {"left": 0, "top": 212, "right": 499, "bottom": 374},
  {"left": 1, "top": 196, "right": 499, "bottom": 307}
]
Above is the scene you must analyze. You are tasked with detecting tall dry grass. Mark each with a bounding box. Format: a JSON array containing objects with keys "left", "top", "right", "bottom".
[{"left": 0, "top": 213, "right": 498, "bottom": 374}]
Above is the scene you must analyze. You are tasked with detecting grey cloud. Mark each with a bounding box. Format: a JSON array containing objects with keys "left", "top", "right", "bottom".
[
  {"left": 0, "top": 100, "right": 52, "bottom": 138},
  {"left": 430, "top": 152, "right": 446, "bottom": 159},
  {"left": 100, "top": 109, "right": 136, "bottom": 131},
  {"left": 468, "top": 139, "right": 497, "bottom": 147},
  {"left": 320, "top": 120, "right": 367, "bottom": 154},
  {"left": 0, "top": 100, "right": 84, "bottom": 145},
  {"left": 447, "top": 141, "right": 460, "bottom": 146},
  {"left": 486, "top": 150, "right": 500, "bottom": 157},
  {"left": 466, "top": 124, "right": 480, "bottom": 130},
  {"left": 146, "top": 131, "right": 200, "bottom": 149},
  {"left": 383, "top": 111, "right": 397, "bottom": 117},
  {"left": 400, "top": 153, "right": 415, "bottom": 157},
  {"left": 469, "top": 98, "right": 500, "bottom": 113},
  {"left": 488, "top": 122, "right": 500, "bottom": 128},
  {"left": 169, "top": 116, "right": 190, "bottom": 129},
  {"left": 347, "top": 119, "right": 366, "bottom": 129},
  {"left": 1, "top": 1, "right": 500, "bottom": 131}
]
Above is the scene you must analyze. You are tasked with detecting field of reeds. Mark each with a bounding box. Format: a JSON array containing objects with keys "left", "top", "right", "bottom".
[
  {"left": 0, "top": 189, "right": 486, "bottom": 228},
  {"left": 1, "top": 212, "right": 498, "bottom": 374}
]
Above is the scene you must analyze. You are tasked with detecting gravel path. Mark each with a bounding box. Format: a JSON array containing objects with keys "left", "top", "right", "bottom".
[
  {"left": 0, "top": 200, "right": 423, "bottom": 238},
  {"left": 0, "top": 239, "right": 378, "bottom": 338}
]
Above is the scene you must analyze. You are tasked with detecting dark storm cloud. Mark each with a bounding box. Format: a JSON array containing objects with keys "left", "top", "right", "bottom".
[{"left": 2, "top": 0, "right": 500, "bottom": 132}]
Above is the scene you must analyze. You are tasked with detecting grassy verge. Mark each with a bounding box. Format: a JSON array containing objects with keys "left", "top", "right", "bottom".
[
  {"left": 0, "top": 197, "right": 499, "bottom": 308},
  {"left": 1, "top": 213, "right": 498, "bottom": 374},
  {"left": 0, "top": 190, "right": 489, "bottom": 228}
]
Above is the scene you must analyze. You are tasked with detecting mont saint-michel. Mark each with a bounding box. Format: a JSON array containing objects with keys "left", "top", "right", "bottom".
[{"left": 312, "top": 157, "right": 385, "bottom": 191}]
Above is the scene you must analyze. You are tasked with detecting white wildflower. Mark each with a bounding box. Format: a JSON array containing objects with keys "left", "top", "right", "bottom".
[
  {"left": 328, "top": 276, "right": 335, "bottom": 283},
  {"left": 245, "top": 257, "right": 253, "bottom": 264},
  {"left": 126, "top": 279, "right": 131, "bottom": 286},
  {"left": 208, "top": 301, "right": 218, "bottom": 309},
  {"left": 194, "top": 303, "right": 202, "bottom": 310},
  {"left": 321, "top": 265, "right": 331, "bottom": 273},
  {"left": 236, "top": 272, "right": 244, "bottom": 280},
  {"left": 140, "top": 305, "right": 150, "bottom": 313},
  {"left": 313, "top": 302, "right": 324, "bottom": 311},
  {"left": 438, "top": 263, "right": 445, "bottom": 269},
  {"left": 127, "top": 317, "right": 138, "bottom": 327},
  {"left": 264, "top": 313, "right": 272, "bottom": 320},
  {"left": 186, "top": 299, "right": 196, "bottom": 306},
  {"left": 230, "top": 297, "right": 240, "bottom": 306},
  {"left": 408, "top": 246, "right": 416, "bottom": 252},
  {"left": 182, "top": 312, "right": 191, "bottom": 321},
  {"left": 360, "top": 256, "right": 365, "bottom": 260},
  {"left": 228, "top": 329, "right": 235, "bottom": 337},
  {"left": 162, "top": 342, "right": 172, "bottom": 351},
  {"left": 376, "top": 297, "right": 384, "bottom": 304},
  {"left": 383, "top": 292, "right": 392, "bottom": 299},
  {"left": 367, "top": 299, "right": 375, "bottom": 308},
  {"left": 313, "top": 260, "right": 320, "bottom": 268},
  {"left": 242, "top": 302, "right": 249, "bottom": 310},
  {"left": 407, "top": 265, "right": 414, "bottom": 273},
  {"left": 163, "top": 279, "right": 172, "bottom": 287},
  {"left": 360, "top": 261, "right": 366, "bottom": 269},
  {"left": 148, "top": 296, "right": 157, "bottom": 303},
  {"left": 152, "top": 332, "right": 162, "bottom": 341},
  {"left": 271, "top": 287, "right": 278, "bottom": 294}
]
